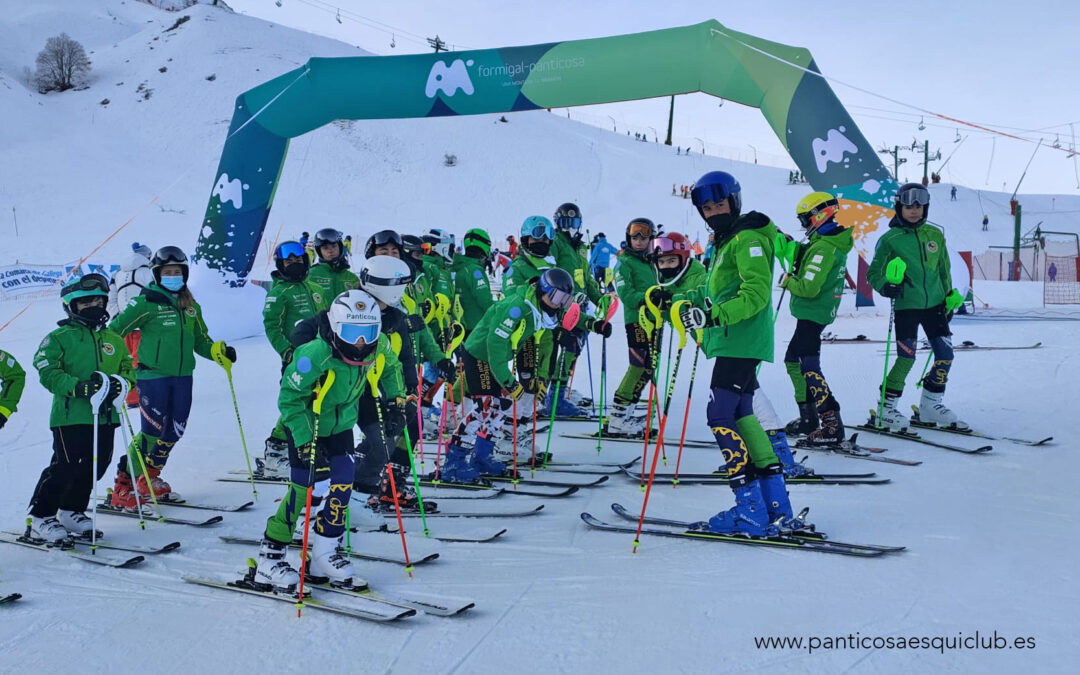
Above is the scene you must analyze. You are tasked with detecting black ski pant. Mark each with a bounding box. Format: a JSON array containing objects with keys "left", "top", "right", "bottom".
[{"left": 29, "top": 424, "right": 117, "bottom": 518}]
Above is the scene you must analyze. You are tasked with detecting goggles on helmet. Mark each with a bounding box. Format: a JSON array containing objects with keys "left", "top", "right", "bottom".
[
  {"left": 360, "top": 269, "right": 412, "bottom": 288},
  {"left": 555, "top": 215, "right": 582, "bottom": 231},
  {"left": 628, "top": 222, "right": 654, "bottom": 240},
  {"left": 544, "top": 286, "right": 573, "bottom": 309},
  {"left": 690, "top": 183, "right": 736, "bottom": 208},
  {"left": 338, "top": 322, "right": 380, "bottom": 345},
  {"left": 66, "top": 274, "right": 110, "bottom": 295},
  {"left": 524, "top": 222, "right": 554, "bottom": 240},
  {"left": 276, "top": 241, "right": 307, "bottom": 260},
  {"left": 797, "top": 198, "right": 840, "bottom": 229},
  {"left": 896, "top": 186, "right": 930, "bottom": 207}
]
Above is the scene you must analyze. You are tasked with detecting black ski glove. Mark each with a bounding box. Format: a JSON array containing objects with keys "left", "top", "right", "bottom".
[
  {"left": 73, "top": 372, "right": 105, "bottom": 399},
  {"left": 436, "top": 358, "right": 456, "bottom": 382},
  {"left": 405, "top": 314, "right": 426, "bottom": 333},
  {"left": 102, "top": 375, "right": 125, "bottom": 408},
  {"left": 645, "top": 286, "right": 673, "bottom": 311},
  {"left": 384, "top": 397, "right": 407, "bottom": 439},
  {"left": 587, "top": 318, "right": 612, "bottom": 338},
  {"left": 0, "top": 412, "right": 8, "bottom": 430},
  {"left": 879, "top": 282, "right": 904, "bottom": 299},
  {"left": 223, "top": 345, "right": 237, "bottom": 363},
  {"left": 556, "top": 328, "right": 578, "bottom": 350},
  {"left": 506, "top": 381, "right": 526, "bottom": 401},
  {"left": 521, "top": 375, "right": 547, "bottom": 399}
]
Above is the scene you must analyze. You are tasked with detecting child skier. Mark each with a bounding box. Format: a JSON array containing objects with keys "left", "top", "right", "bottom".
[
  {"left": 308, "top": 228, "right": 359, "bottom": 298},
  {"left": 28, "top": 274, "right": 134, "bottom": 542}
]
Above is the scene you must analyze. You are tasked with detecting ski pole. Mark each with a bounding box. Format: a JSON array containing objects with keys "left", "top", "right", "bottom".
[
  {"left": 876, "top": 258, "right": 907, "bottom": 425},
  {"left": 212, "top": 341, "right": 257, "bottom": 500},
  {"left": 508, "top": 319, "right": 528, "bottom": 482},
  {"left": 584, "top": 331, "right": 596, "bottom": 417},
  {"left": 113, "top": 379, "right": 146, "bottom": 529},
  {"left": 672, "top": 336, "right": 702, "bottom": 486},
  {"left": 296, "top": 369, "right": 336, "bottom": 617},
  {"left": 594, "top": 296, "right": 618, "bottom": 453},
  {"left": 541, "top": 302, "right": 582, "bottom": 471},
  {"left": 402, "top": 424, "right": 430, "bottom": 537},
  {"left": 89, "top": 372, "right": 111, "bottom": 554},
  {"left": 386, "top": 463, "right": 413, "bottom": 577},
  {"left": 914, "top": 352, "right": 933, "bottom": 390},
  {"left": 633, "top": 306, "right": 690, "bottom": 552},
  {"left": 434, "top": 388, "right": 449, "bottom": 482}
]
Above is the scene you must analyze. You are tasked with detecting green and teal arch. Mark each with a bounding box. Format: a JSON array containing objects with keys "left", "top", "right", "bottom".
[{"left": 196, "top": 19, "right": 897, "bottom": 284}]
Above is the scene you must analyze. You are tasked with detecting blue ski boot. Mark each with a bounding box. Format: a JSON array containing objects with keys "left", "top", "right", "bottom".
[
  {"left": 758, "top": 470, "right": 809, "bottom": 532},
  {"left": 768, "top": 430, "right": 815, "bottom": 478},
  {"left": 700, "top": 480, "right": 776, "bottom": 536},
  {"left": 470, "top": 436, "right": 507, "bottom": 476},
  {"left": 540, "top": 385, "right": 587, "bottom": 419},
  {"left": 439, "top": 443, "right": 480, "bottom": 483}
]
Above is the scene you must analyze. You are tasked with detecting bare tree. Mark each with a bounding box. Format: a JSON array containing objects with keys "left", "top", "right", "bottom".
[{"left": 33, "top": 33, "right": 92, "bottom": 93}]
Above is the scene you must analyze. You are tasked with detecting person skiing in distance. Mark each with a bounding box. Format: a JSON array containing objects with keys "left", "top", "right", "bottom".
[
  {"left": 441, "top": 268, "right": 576, "bottom": 481},
  {"left": 506, "top": 235, "right": 518, "bottom": 259},
  {"left": 299, "top": 232, "right": 310, "bottom": 248},
  {"left": 589, "top": 232, "right": 619, "bottom": 291},
  {"left": 107, "top": 247, "right": 234, "bottom": 508},
  {"left": 257, "top": 289, "right": 402, "bottom": 590},
  {"left": 107, "top": 242, "right": 153, "bottom": 408},
  {"left": 867, "top": 183, "right": 967, "bottom": 430},
  {"left": 607, "top": 217, "right": 659, "bottom": 436},
  {"left": 0, "top": 346, "right": 25, "bottom": 432},
  {"left": 675, "top": 171, "right": 802, "bottom": 535},
  {"left": 258, "top": 241, "right": 329, "bottom": 479},
  {"left": 780, "top": 192, "right": 853, "bottom": 445},
  {"left": 28, "top": 274, "right": 134, "bottom": 542},
  {"left": 307, "top": 228, "right": 359, "bottom": 298}
]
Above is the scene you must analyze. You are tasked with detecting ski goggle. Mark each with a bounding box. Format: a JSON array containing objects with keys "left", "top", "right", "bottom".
[
  {"left": 276, "top": 241, "right": 306, "bottom": 260},
  {"left": 690, "top": 183, "right": 735, "bottom": 208},
  {"left": 370, "top": 230, "right": 402, "bottom": 248},
  {"left": 628, "top": 222, "right": 654, "bottom": 240},
  {"left": 653, "top": 236, "right": 687, "bottom": 255},
  {"left": 360, "top": 269, "right": 412, "bottom": 288},
  {"left": 896, "top": 186, "right": 930, "bottom": 207},
  {"left": 338, "top": 322, "right": 380, "bottom": 345},
  {"left": 524, "top": 222, "right": 554, "bottom": 240},
  {"left": 543, "top": 286, "right": 573, "bottom": 309},
  {"left": 555, "top": 215, "right": 582, "bottom": 231},
  {"left": 154, "top": 246, "right": 188, "bottom": 266},
  {"left": 62, "top": 273, "right": 110, "bottom": 298},
  {"left": 797, "top": 199, "right": 839, "bottom": 229}
]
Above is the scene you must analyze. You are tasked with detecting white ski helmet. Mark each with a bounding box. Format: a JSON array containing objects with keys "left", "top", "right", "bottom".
[
  {"left": 422, "top": 228, "right": 456, "bottom": 264},
  {"left": 328, "top": 289, "right": 382, "bottom": 360},
  {"left": 359, "top": 255, "right": 413, "bottom": 307}
]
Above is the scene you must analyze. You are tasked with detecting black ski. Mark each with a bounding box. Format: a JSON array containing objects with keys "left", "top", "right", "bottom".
[
  {"left": 0, "top": 533, "right": 145, "bottom": 568},
  {"left": 794, "top": 435, "right": 922, "bottom": 466},
  {"left": 481, "top": 473, "right": 608, "bottom": 489},
  {"left": 908, "top": 407, "right": 1053, "bottom": 446},
  {"left": 183, "top": 576, "right": 415, "bottom": 622},
  {"left": 821, "top": 333, "right": 889, "bottom": 344},
  {"left": 309, "top": 581, "right": 475, "bottom": 616},
  {"left": 951, "top": 340, "right": 1042, "bottom": 351},
  {"left": 97, "top": 503, "right": 224, "bottom": 527},
  {"left": 414, "top": 479, "right": 580, "bottom": 498},
  {"left": 561, "top": 432, "right": 712, "bottom": 448},
  {"left": 579, "top": 513, "right": 883, "bottom": 557},
  {"left": 620, "top": 467, "right": 889, "bottom": 486},
  {"left": 1, "top": 593, "right": 22, "bottom": 605},
  {"left": 99, "top": 495, "right": 252, "bottom": 513},
  {"left": 859, "top": 413, "right": 993, "bottom": 453},
  {"left": 359, "top": 499, "right": 545, "bottom": 519},
  {"left": 217, "top": 536, "right": 440, "bottom": 566},
  {"left": 609, "top": 503, "right": 905, "bottom": 553}
]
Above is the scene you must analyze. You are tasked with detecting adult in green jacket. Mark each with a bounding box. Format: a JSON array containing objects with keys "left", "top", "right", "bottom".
[
  {"left": 443, "top": 269, "right": 575, "bottom": 483},
  {"left": 308, "top": 228, "right": 360, "bottom": 298},
  {"left": 452, "top": 228, "right": 495, "bottom": 334},
  {"left": 676, "top": 171, "right": 799, "bottom": 537},
  {"left": 0, "top": 347, "right": 26, "bottom": 430},
  {"left": 781, "top": 192, "right": 854, "bottom": 444},
  {"left": 867, "top": 183, "right": 965, "bottom": 431},
  {"left": 258, "top": 289, "right": 401, "bottom": 591},
  {"left": 260, "top": 240, "right": 330, "bottom": 477},
  {"left": 27, "top": 274, "right": 135, "bottom": 543},
  {"left": 106, "top": 246, "right": 234, "bottom": 508}
]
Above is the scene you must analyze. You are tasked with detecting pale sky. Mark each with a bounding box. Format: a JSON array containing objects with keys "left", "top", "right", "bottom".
[{"left": 227, "top": 0, "right": 1080, "bottom": 197}]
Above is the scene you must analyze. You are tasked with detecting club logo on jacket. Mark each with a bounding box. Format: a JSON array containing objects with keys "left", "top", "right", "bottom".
[
  {"left": 926, "top": 241, "right": 938, "bottom": 253},
  {"left": 102, "top": 343, "right": 115, "bottom": 356},
  {"left": 184, "top": 307, "right": 197, "bottom": 317}
]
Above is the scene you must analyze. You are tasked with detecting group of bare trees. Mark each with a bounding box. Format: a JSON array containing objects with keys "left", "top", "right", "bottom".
[{"left": 33, "top": 33, "right": 91, "bottom": 93}]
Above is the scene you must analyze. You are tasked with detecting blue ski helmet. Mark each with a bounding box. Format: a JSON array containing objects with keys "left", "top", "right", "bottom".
[
  {"left": 690, "top": 171, "right": 741, "bottom": 220},
  {"left": 521, "top": 215, "right": 554, "bottom": 241}
]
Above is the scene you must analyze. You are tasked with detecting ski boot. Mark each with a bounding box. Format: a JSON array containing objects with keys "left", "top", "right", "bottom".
[
  {"left": 57, "top": 510, "right": 102, "bottom": 539},
  {"left": 256, "top": 436, "right": 290, "bottom": 479},
  {"left": 367, "top": 464, "right": 437, "bottom": 513},
  {"left": 784, "top": 400, "right": 819, "bottom": 436},
  {"left": 471, "top": 436, "right": 506, "bottom": 476},
  {"left": 697, "top": 480, "right": 776, "bottom": 537},
  {"left": 438, "top": 443, "right": 481, "bottom": 483},
  {"left": 540, "top": 386, "right": 587, "bottom": 419},
  {"left": 255, "top": 538, "right": 300, "bottom": 592},
  {"left": 421, "top": 404, "right": 443, "bottom": 440},
  {"left": 565, "top": 387, "right": 593, "bottom": 409},
  {"left": 29, "top": 516, "right": 70, "bottom": 545},
  {"left": 767, "top": 430, "right": 815, "bottom": 478},
  {"left": 306, "top": 533, "right": 362, "bottom": 588},
  {"left": 915, "top": 389, "right": 969, "bottom": 430},
  {"left": 136, "top": 466, "right": 179, "bottom": 501},
  {"left": 108, "top": 471, "right": 142, "bottom": 511},
  {"left": 758, "top": 470, "right": 810, "bottom": 532},
  {"left": 807, "top": 408, "right": 846, "bottom": 445},
  {"left": 605, "top": 399, "right": 646, "bottom": 437},
  {"left": 873, "top": 393, "right": 908, "bottom": 432}
]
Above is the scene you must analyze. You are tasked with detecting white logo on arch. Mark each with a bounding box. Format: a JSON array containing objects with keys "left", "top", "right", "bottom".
[
  {"left": 425, "top": 59, "right": 475, "bottom": 98},
  {"left": 212, "top": 173, "right": 248, "bottom": 209},
  {"left": 811, "top": 126, "right": 859, "bottom": 174}
]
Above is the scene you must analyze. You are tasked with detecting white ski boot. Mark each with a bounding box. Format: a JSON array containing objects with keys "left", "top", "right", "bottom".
[
  {"left": 255, "top": 538, "right": 300, "bottom": 592},
  {"left": 256, "top": 437, "right": 290, "bottom": 479},
  {"left": 565, "top": 387, "right": 593, "bottom": 409},
  {"left": 916, "top": 389, "right": 969, "bottom": 430},
  {"left": 875, "top": 394, "right": 909, "bottom": 432},
  {"left": 30, "top": 516, "right": 70, "bottom": 545},
  {"left": 307, "top": 533, "right": 362, "bottom": 588},
  {"left": 57, "top": 510, "right": 101, "bottom": 539},
  {"left": 606, "top": 400, "right": 646, "bottom": 437}
]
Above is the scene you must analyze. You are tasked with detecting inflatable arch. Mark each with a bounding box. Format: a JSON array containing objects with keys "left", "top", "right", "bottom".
[{"left": 196, "top": 19, "right": 897, "bottom": 284}]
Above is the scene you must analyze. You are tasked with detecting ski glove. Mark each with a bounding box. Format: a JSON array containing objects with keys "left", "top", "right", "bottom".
[
  {"left": 0, "top": 412, "right": 7, "bottom": 430},
  {"left": 521, "top": 375, "right": 547, "bottom": 398},
  {"left": 645, "top": 287, "right": 673, "bottom": 311},
  {"left": 588, "top": 318, "right": 612, "bottom": 338},
  {"left": 555, "top": 328, "right": 578, "bottom": 350},
  {"left": 73, "top": 372, "right": 105, "bottom": 399},
  {"left": 297, "top": 441, "right": 318, "bottom": 464},
  {"left": 223, "top": 345, "right": 237, "bottom": 363},
  {"left": 102, "top": 375, "right": 125, "bottom": 408},
  {"left": 384, "top": 397, "right": 407, "bottom": 439},
  {"left": 436, "top": 358, "right": 457, "bottom": 382},
  {"left": 678, "top": 305, "right": 707, "bottom": 332},
  {"left": 879, "top": 282, "right": 904, "bottom": 299},
  {"left": 405, "top": 314, "right": 426, "bottom": 333},
  {"left": 506, "top": 381, "right": 526, "bottom": 401}
]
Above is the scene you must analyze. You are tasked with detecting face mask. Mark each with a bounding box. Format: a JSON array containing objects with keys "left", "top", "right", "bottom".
[
  {"left": 527, "top": 240, "right": 551, "bottom": 257},
  {"left": 657, "top": 265, "right": 681, "bottom": 281},
  {"left": 706, "top": 213, "right": 736, "bottom": 235},
  {"left": 74, "top": 305, "right": 109, "bottom": 327},
  {"left": 160, "top": 276, "right": 185, "bottom": 292}
]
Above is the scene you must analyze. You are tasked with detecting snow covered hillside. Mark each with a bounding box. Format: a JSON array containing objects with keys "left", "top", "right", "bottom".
[{"left": 1, "top": 1, "right": 1077, "bottom": 673}]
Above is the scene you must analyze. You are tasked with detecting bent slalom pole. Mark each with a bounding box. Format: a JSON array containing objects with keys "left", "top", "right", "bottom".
[
  {"left": 296, "top": 369, "right": 336, "bottom": 617},
  {"left": 876, "top": 258, "right": 907, "bottom": 426},
  {"left": 212, "top": 341, "right": 257, "bottom": 500},
  {"left": 88, "top": 372, "right": 111, "bottom": 554},
  {"left": 541, "top": 302, "right": 582, "bottom": 471}
]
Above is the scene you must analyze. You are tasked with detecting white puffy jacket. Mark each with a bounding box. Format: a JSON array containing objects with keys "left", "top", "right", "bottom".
[{"left": 107, "top": 252, "right": 154, "bottom": 316}]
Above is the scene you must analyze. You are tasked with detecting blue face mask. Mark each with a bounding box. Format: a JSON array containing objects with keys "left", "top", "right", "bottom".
[{"left": 160, "top": 276, "right": 185, "bottom": 292}]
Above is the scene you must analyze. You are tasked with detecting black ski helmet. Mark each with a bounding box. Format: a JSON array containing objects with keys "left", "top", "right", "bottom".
[
  {"left": 537, "top": 267, "right": 574, "bottom": 313},
  {"left": 553, "top": 203, "right": 582, "bottom": 232},
  {"left": 150, "top": 246, "right": 189, "bottom": 284},
  {"left": 894, "top": 182, "right": 930, "bottom": 226},
  {"left": 314, "top": 228, "right": 347, "bottom": 269},
  {"left": 274, "top": 240, "right": 310, "bottom": 282},
  {"left": 625, "top": 217, "right": 656, "bottom": 246},
  {"left": 365, "top": 229, "right": 403, "bottom": 259},
  {"left": 60, "top": 273, "right": 110, "bottom": 328}
]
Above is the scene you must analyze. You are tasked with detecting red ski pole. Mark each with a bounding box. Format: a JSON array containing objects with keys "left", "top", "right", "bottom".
[
  {"left": 672, "top": 339, "right": 702, "bottom": 487},
  {"left": 387, "top": 462, "right": 413, "bottom": 577}
]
